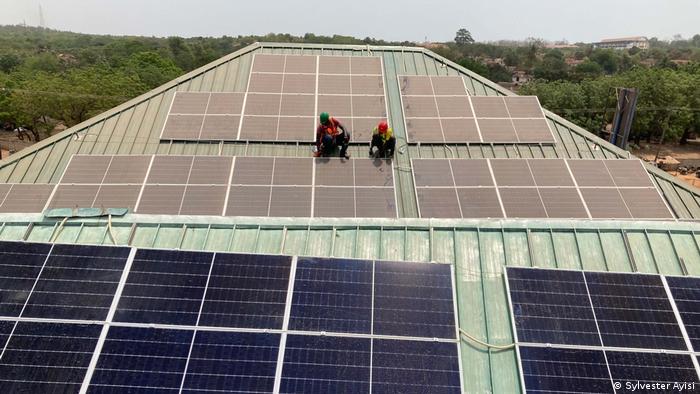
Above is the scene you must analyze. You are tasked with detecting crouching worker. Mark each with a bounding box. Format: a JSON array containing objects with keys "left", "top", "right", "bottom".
[
  {"left": 314, "top": 112, "right": 351, "bottom": 159},
  {"left": 369, "top": 121, "right": 396, "bottom": 158}
]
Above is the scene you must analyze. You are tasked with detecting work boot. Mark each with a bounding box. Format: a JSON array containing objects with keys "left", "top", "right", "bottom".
[{"left": 340, "top": 151, "right": 351, "bottom": 159}]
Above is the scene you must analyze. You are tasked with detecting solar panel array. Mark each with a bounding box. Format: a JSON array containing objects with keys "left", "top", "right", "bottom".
[
  {"left": 412, "top": 158, "right": 674, "bottom": 219},
  {"left": 506, "top": 267, "right": 700, "bottom": 393},
  {"left": 161, "top": 54, "right": 389, "bottom": 142},
  {"left": 0, "top": 241, "right": 462, "bottom": 393},
  {"left": 399, "top": 76, "right": 555, "bottom": 143},
  {"left": 47, "top": 154, "right": 397, "bottom": 218}
]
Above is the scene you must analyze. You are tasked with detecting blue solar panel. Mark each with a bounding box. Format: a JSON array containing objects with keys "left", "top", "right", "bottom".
[
  {"left": 372, "top": 339, "right": 461, "bottom": 394},
  {"left": 88, "top": 326, "right": 193, "bottom": 393},
  {"left": 280, "top": 334, "right": 371, "bottom": 393},
  {"left": 585, "top": 272, "right": 687, "bottom": 350},
  {"left": 666, "top": 276, "right": 700, "bottom": 352},
  {"left": 22, "top": 244, "right": 130, "bottom": 320},
  {"left": 0, "top": 320, "right": 16, "bottom": 354},
  {"left": 606, "top": 351, "right": 699, "bottom": 391},
  {"left": 373, "top": 261, "right": 455, "bottom": 338},
  {"left": 199, "top": 253, "right": 291, "bottom": 329},
  {"left": 114, "top": 249, "right": 213, "bottom": 325},
  {"left": 0, "top": 241, "right": 50, "bottom": 317},
  {"left": 507, "top": 267, "right": 601, "bottom": 346},
  {"left": 519, "top": 346, "right": 614, "bottom": 393},
  {"left": 182, "top": 331, "right": 280, "bottom": 393},
  {"left": 289, "top": 257, "right": 372, "bottom": 334},
  {"left": 0, "top": 321, "right": 101, "bottom": 393}
]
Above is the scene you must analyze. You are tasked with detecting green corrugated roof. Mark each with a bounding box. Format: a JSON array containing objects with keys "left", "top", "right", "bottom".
[{"left": 0, "top": 42, "right": 699, "bottom": 392}]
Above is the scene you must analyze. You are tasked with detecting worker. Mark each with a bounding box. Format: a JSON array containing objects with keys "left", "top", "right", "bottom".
[
  {"left": 314, "top": 112, "right": 351, "bottom": 159},
  {"left": 369, "top": 120, "right": 396, "bottom": 158}
]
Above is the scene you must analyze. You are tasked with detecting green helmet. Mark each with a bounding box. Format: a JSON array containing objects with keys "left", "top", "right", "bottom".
[{"left": 320, "top": 112, "right": 330, "bottom": 123}]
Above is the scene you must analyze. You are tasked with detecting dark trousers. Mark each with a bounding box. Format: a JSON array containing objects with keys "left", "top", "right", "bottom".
[
  {"left": 321, "top": 134, "right": 349, "bottom": 157},
  {"left": 370, "top": 135, "right": 396, "bottom": 157}
]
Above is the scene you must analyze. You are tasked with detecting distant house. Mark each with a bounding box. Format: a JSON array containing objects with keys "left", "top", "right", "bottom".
[
  {"left": 511, "top": 70, "right": 532, "bottom": 86},
  {"left": 593, "top": 36, "right": 649, "bottom": 50}
]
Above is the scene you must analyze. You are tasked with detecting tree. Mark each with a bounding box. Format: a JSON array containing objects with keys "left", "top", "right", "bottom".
[
  {"left": 533, "top": 50, "right": 568, "bottom": 81},
  {"left": 589, "top": 49, "right": 619, "bottom": 74},
  {"left": 124, "top": 52, "right": 182, "bottom": 89},
  {"left": 574, "top": 60, "right": 603, "bottom": 79},
  {"left": 458, "top": 57, "right": 488, "bottom": 77},
  {"left": 0, "top": 53, "right": 22, "bottom": 73},
  {"left": 454, "top": 29, "right": 474, "bottom": 45}
]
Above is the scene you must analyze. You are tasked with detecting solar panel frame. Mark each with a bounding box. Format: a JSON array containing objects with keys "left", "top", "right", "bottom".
[
  {"left": 666, "top": 276, "right": 700, "bottom": 352},
  {"left": 0, "top": 184, "right": 56, "bottom": 213}
]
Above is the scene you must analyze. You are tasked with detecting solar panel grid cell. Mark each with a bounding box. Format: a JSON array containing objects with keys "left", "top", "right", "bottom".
[
  {"left": 666, "top": 276, "right": 700, "bottom": 351},
  {"left": 0, "top": 241, "right": 50, "bottom": 317},
  {"left": 0, "top": 184, "right": 55, "bottom": 213}
]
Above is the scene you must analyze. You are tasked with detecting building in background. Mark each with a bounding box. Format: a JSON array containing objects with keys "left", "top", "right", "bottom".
[{"left": 593, "top": 36, "right": 649, "bottom": 50}]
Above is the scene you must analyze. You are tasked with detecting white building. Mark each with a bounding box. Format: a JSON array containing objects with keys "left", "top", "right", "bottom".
[{"left": 594, "top": 36, "right": 649, "bottom": 50}]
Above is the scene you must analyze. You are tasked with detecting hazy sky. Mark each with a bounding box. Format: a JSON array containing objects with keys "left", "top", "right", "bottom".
[{"left": 1, "top": 0, "right": 698, "bottom": 43}]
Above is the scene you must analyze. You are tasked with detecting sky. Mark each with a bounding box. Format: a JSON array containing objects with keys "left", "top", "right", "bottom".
[{"left": 1, "top": 0, "right": 698, "bottom": 43}]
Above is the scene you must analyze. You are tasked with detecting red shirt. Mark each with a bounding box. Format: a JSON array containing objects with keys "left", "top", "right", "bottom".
[{"left": 315, "top": 117, "right": 343, "bottom": 148}]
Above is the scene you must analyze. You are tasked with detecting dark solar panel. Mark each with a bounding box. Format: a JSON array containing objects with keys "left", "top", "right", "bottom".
[
  {"left": 350, "top": 56, "right": 382, "bottom": 75},
  {"left": 490, "top": 159, "right": 535, "bottom": 186},
  {"left": 0, "top": 241, "right": 51, "bottom": 317},
  {"left": 0, "top": 322, "right": 101, "bottom": 393},
  {"left": 430, "top": 75, "right": 468, "bottom": 96},
  {"left": 471, "top": 96, "right": 509, "bottom": 118},
  {"left": 539, "top": 188, "right": 589, "bottom": 218},
  {"left": 567, "top": 160, "right": 616, "bottom": 187},
  {"left": 606, "top": 351, "right": 699, "bottom": 391},
  {"left": 136, "top": 185, "right": 186, "bottom": 214},
  {"left": 619, "top": 188, "right": 673, "bottom": 219},
  {"left": 402, "top": 95, "right": 439, "bottom": 117},
  {"left": 476, "top": 118, "right": 517, "bottom": 142},
  {"left": 314, "top": 187, "right": 356, "bottom": 217},
  {"left": 318, "top": 56, "right": 351, "bottom": 74},
  {"left": 0, "top": 184, "right": 55, "bottom": 213},
  {"left": 374, "top": 261, "right": 455, "bottom": 338},
  {"left": 504, "top": 96, "right": 544, "bottom": 118},
  {"left": 48, "top": 184, "right": 99, "bottom": 209},
  {"left": 114, "top": 249, "right": 213, "bottom": 325},
  {"left": 282, "top": 73, "right": 316, "bottom": 94},
  {"left": 284, "top": 55, "right": 317, "bottom": 74},
  {"left": 251, "top": 54, "right": 285, "bottom": 73},
  {"left": 249, "top": 74, "right": 284, "bottom": 94},
  {"left": 355, "top": 187, "right": 396, "bottom": 218},
  {"left": 351, "top": 117, "right": 384, "bottom": 142},
  {"left": 666, "top": 276, "right": 700, "bottom": 351},
  {"left": 200, "top": 115, "right": 240, "bottom": 140},
  {"left": 179, "top": 185, "right": 227, "bottom": 216},
  {"left": 318, "top": 74, "right": 352, "bottom": 94},
  {"left": 162, "top": 114, "right": 204, "bottom": 139},
  {"left": 413, "top": 159, "right": 454, "bottom": 187},
  {"left": 354, "top": 159, "right": 393, "bottom": 187},
  {"left": 456, "top": 188, "right": 503, "bottom": 218},
  {"left": 0, "top": 320, "right": 13, "bottom": 351},
  {"left": 289, "top": 257, "right": 373, "bottom": 333},
  {"left": 518, "top": 346, "right": 614, "bottom": 394},
  {"left": 405, "top": 118, "right": 443, "bottom": 143},
  {"left": 372, "top": 339, "right": 461, "bottom": 394},
  {"left": 441, "top": 118, "right": 481, "bottom": 142},
  {"left": 239, "top": 116, "right": 279, "bottom": 140},
  {"left": 351, "top": 75, "right": 384, "bottom": 95},
  {"left": 318, "top": 94, "right": 352, "bottom": 117},
  {"left": 147, "top": 155, "right": 193, "bottom": 184},
  {"left": 273, "top": 158, "right": 313, "bottom": 185},
  {"left": 243, "top": 93, "right": 282, "bottom": 116},
  {"left": 580, "top": 188, "right": 631, "bottom": 218},
  {"left": 315, "top": 158, "right": 353, "bottom": 186},
  {"left": 89, "top": 326, "right": 193, "bottom": 392},
  {"left": 22, "top": 244, "right": 129, "bottom": 320},
  {"left": 170, "top": 92, "right": 210, "bottom": 114},
  {"left": 513, "top": 118, "right": 554, "bottom": 142},
  {"left": 188, "top": 156, "right": 232, "bottom": 185},
  {"left": 93, "top": 185, "right": 142, "bottom": 210},
  {"left": 417, "top": 188, "right": 461, "bottom": 218},
  {"left": 506, "top": 267, "right": 601, "bottom": 346},
  {"left": 269, "top": 187, "right": 312, "bottom": 217},
  {"left": 352, "top": 95, "right": 387, "bottom": 117},
  {"left": 61, "top": 155, "right": 111, "bottom": 184},
  {"left": 435, "top": 96, "right": 473, "bottom": 117},
  {"left": 399, "top": 76, "right": 433, "bottom": 95},
  {"left": 206, "top": 92, "right": 244, "bottom": 115},
  {"left": 199, "top": 253, "right": 291, "bottom": 329},
  {"left": 231, "top": 157, "right": 274, "bottom": 185},
  {"left": 182, "top": 331, "right": 281, "bottom": 393},
  {"left": 280, "top": 334, "right": 371, "bottom": 393},
  {"left": 604, "top": 160, "right": 653, "bottom": 187},
  {"left": 225, "top": 185, "right": 271, "bottom": 216},
  {"left": 585, "top": 271, "right": 687, "bottom": 350},
  {"left": 499, "top": 188, "right": 547, "bottom": 218},
  {"left": 277, "top": 116, "right": 315, "bottom": 141},
  {"left": 280, "top": 94, "right": 315, "bottom": 116},
  {"left": 103, "top": 155, "right": 151, "bottom": 184},
  {"left": 527, "top": 159, "right": 574, "bottom": 187},
  {"left": 450, "top": 159, "right": 492, "bottom": 186}
]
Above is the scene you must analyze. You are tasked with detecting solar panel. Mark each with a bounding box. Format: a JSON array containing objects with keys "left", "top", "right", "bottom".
[
  {"left": 506, "top": 267, "right": 601, "bottom": 346},
  {"left": 619, "top": 188, "right": 673, "bottom": 219},
  {"left": 199, "top": 253, "right": 292, "bottom": 329},
  {"left": 61, "top": 155, "right": 111, "bottom": 184},
  {"left": 580, "top": 188, "right": 632, "bottom": 218},
  {"left": 373, "top": 260, "right": 456, "bottom": 339},
  {"left": 606, "top": 351, "right": 699, "bottom": 391},
  {"left": 161, "top": 114, "right": 203, "bottom": 139},
  {"left": 0, "top": 184, "right": 54, "bottom": 213},
  {"left": 471, "top": 96, "right": 509, "bottom": 118},
  {"left": 350, "top": 56, "right": 382, "bottom": 75},
  {"left": 102, "top": 155, "right": 151, "bottom": 184},
  {"left": 22, "top": 244, "right": 130, "bottom": 320},
  {"left": 666, "top": 276, "right": 700, "bottom": 351},
  {"left": 354, "top": 158, "right": 394, "bottom": 187},
  {"left": 351, "top": 75, "right": 384, "bottom": 95},
  {"left": 490, "top": 159, "right": 535, "bottom": 186},
  {"left": 231, "top": 157, "right": 276, "bottom": 184},
  {"left": 200, "top": 115, "right": 240, "bottom": 139},
  {"left": 0, "top": 321, "right": 101, "bottom": 393},
  {"left": 248, "top": 72, "right": 284, "bottom": 93},
  {"left": 239, "top": 116, "right": 278, "bottom": 140},
  {"left": 456, "top": 188, "right": 503, "bottom": 218},
  {"left": 0, "top": 241, "right": 50, "bottom": 316},
  {"left": 93, "top": 185, "right": 142, "bottom": 210},
  {"left": 441, "top": 118, "right": 481, "bottom": 142},
  {"left": 273, "top": 158, "right": 313, "bottom": 185},
  {"left": 450, "top": 159, "right": 492, "bottom": 186},
  {"left": 512, "top": 118, "right": 554, "bottom": 142},
  {"left": 319, "top": 56, "right": 351, "bottom": 74},
  {"left": 604, "top": 159, "right": 653, "bottom": 187},
  {"left": 403, "top": 95, "right": 439, "bottom": 117},
  {"left": 284, "top": 55, "right": 316, "bottom": 74},
  {"left": 170, "top": 92, "right": 210, "bottom": 114},
  {"left": 476, "top": 118, "right": 518, "bottom": 142},
  {"left": 417, "top": 187, "right": 461, "bottom": 218},
  {"left": 352, "top": 95, "right": 387, "bottom": 117},
  {"left": 0, "top": 320, "right": 13, "bottom": 350},
  {"left": 504, "top": 96, "right": 544, "bottom": 118},
  {"left": 289, "top": 257, "right": 373, "bottom": 333},
  {"left": 277, "top": 116, "right": 315, "bottom": 140},
  {"left": 538, "top": 188, "right": 589, "bottom": 218},
  {"left": 318, "top": 74, "right": 351, "bottom": 94},
  {"left": 114, "top": 249, "right": 214, "bottom": 325},
  {"left": 244, "top": 93, "right": 282, "bottom": 115},
  {"left": 527, "top": 159, "right": 575, "bottom": 187},
  {"left": 147, "top": 155, "right": 193, "bottom": 184},
  {"left": 314, "top": 187, "right": 355, "bottom": 217},
  {"left": 280, "top": 94, "right": 315, "bottom": 116},
  {"left": 179, "top": 185, "right": 227, "bottom": 215},
  {"left": 269, "top": 187, "right": 312, "bottom": 217},
  {"left": 413, "top": 159, "right": 453, "bottom": 187},
  {"left": 251, "top": 54, "right": 285, "bottom": 73},
  {"left": 188, "top": 156, "right": 232, "bottom": 185},
  {"left": 436, "top": 96, "right": 472, "bottom": 117},
  {"left": 355, "top": 187, "right": 397, "bottom": 218},
  {"left": 567, "top": 160, "right": 616, "bottom": 187},
  {"left": 136, "top": 184, "right": 186, "bottom": 214},
  {"left": 518, "top": 346, "right": 614, "bottom": 393},
  {"left": 48, "top": 184, "right": 99, "bottom": 209},
  {"left": 405, "top": 118, "right": 443, "bottom": 142},
  {"left": 430, "top": 75, "right": 468, "bottom": 95},
  {"left": 585, "top": 271, "right": 687, "bottom": 350},
  {"left": 399, "top": 76, "right": 433, "bottom": 95},
  {"left": 282, "top": 74, "right": 316, "bottom": 94},
  {"left": 500, "top": 188, "right": 547, "bottom": 218},
  {"left": 225, "top": 185, "right": 271, "bottom": 216},
  {"left": 206, "top": 93, "right": 245, "bottom": 115}
]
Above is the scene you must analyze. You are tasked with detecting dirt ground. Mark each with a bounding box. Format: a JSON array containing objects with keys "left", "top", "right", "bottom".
[
  {"left": 0, "top": 131, "right": 34, "bottom": 160},
  {"left": 631, "top": 140, "right": 700, "bottom": 189}
]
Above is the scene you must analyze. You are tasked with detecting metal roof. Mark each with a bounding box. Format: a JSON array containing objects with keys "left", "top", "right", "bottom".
[{"left": 0, "top": 42, "right": 699, "bottom": 392}]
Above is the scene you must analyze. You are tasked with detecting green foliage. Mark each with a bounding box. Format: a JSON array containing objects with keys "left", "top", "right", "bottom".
[
  {"left": 458, "top": 57, "right": 488, "bottom": 77},
  {"left": 589, "top": 49, "right": 619, "bottom": 74},
  {"left": 0, "top": 53, "right": 22, "bottom": 72},
  {"left": 533, "top": 50, "right": 568, "bottom": 81},
  {"left": 454, "top": 29, "right": 475, "bottom": 45},
  {"left": 123, "top": 52, "right": 182, "bottom": 89}
]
